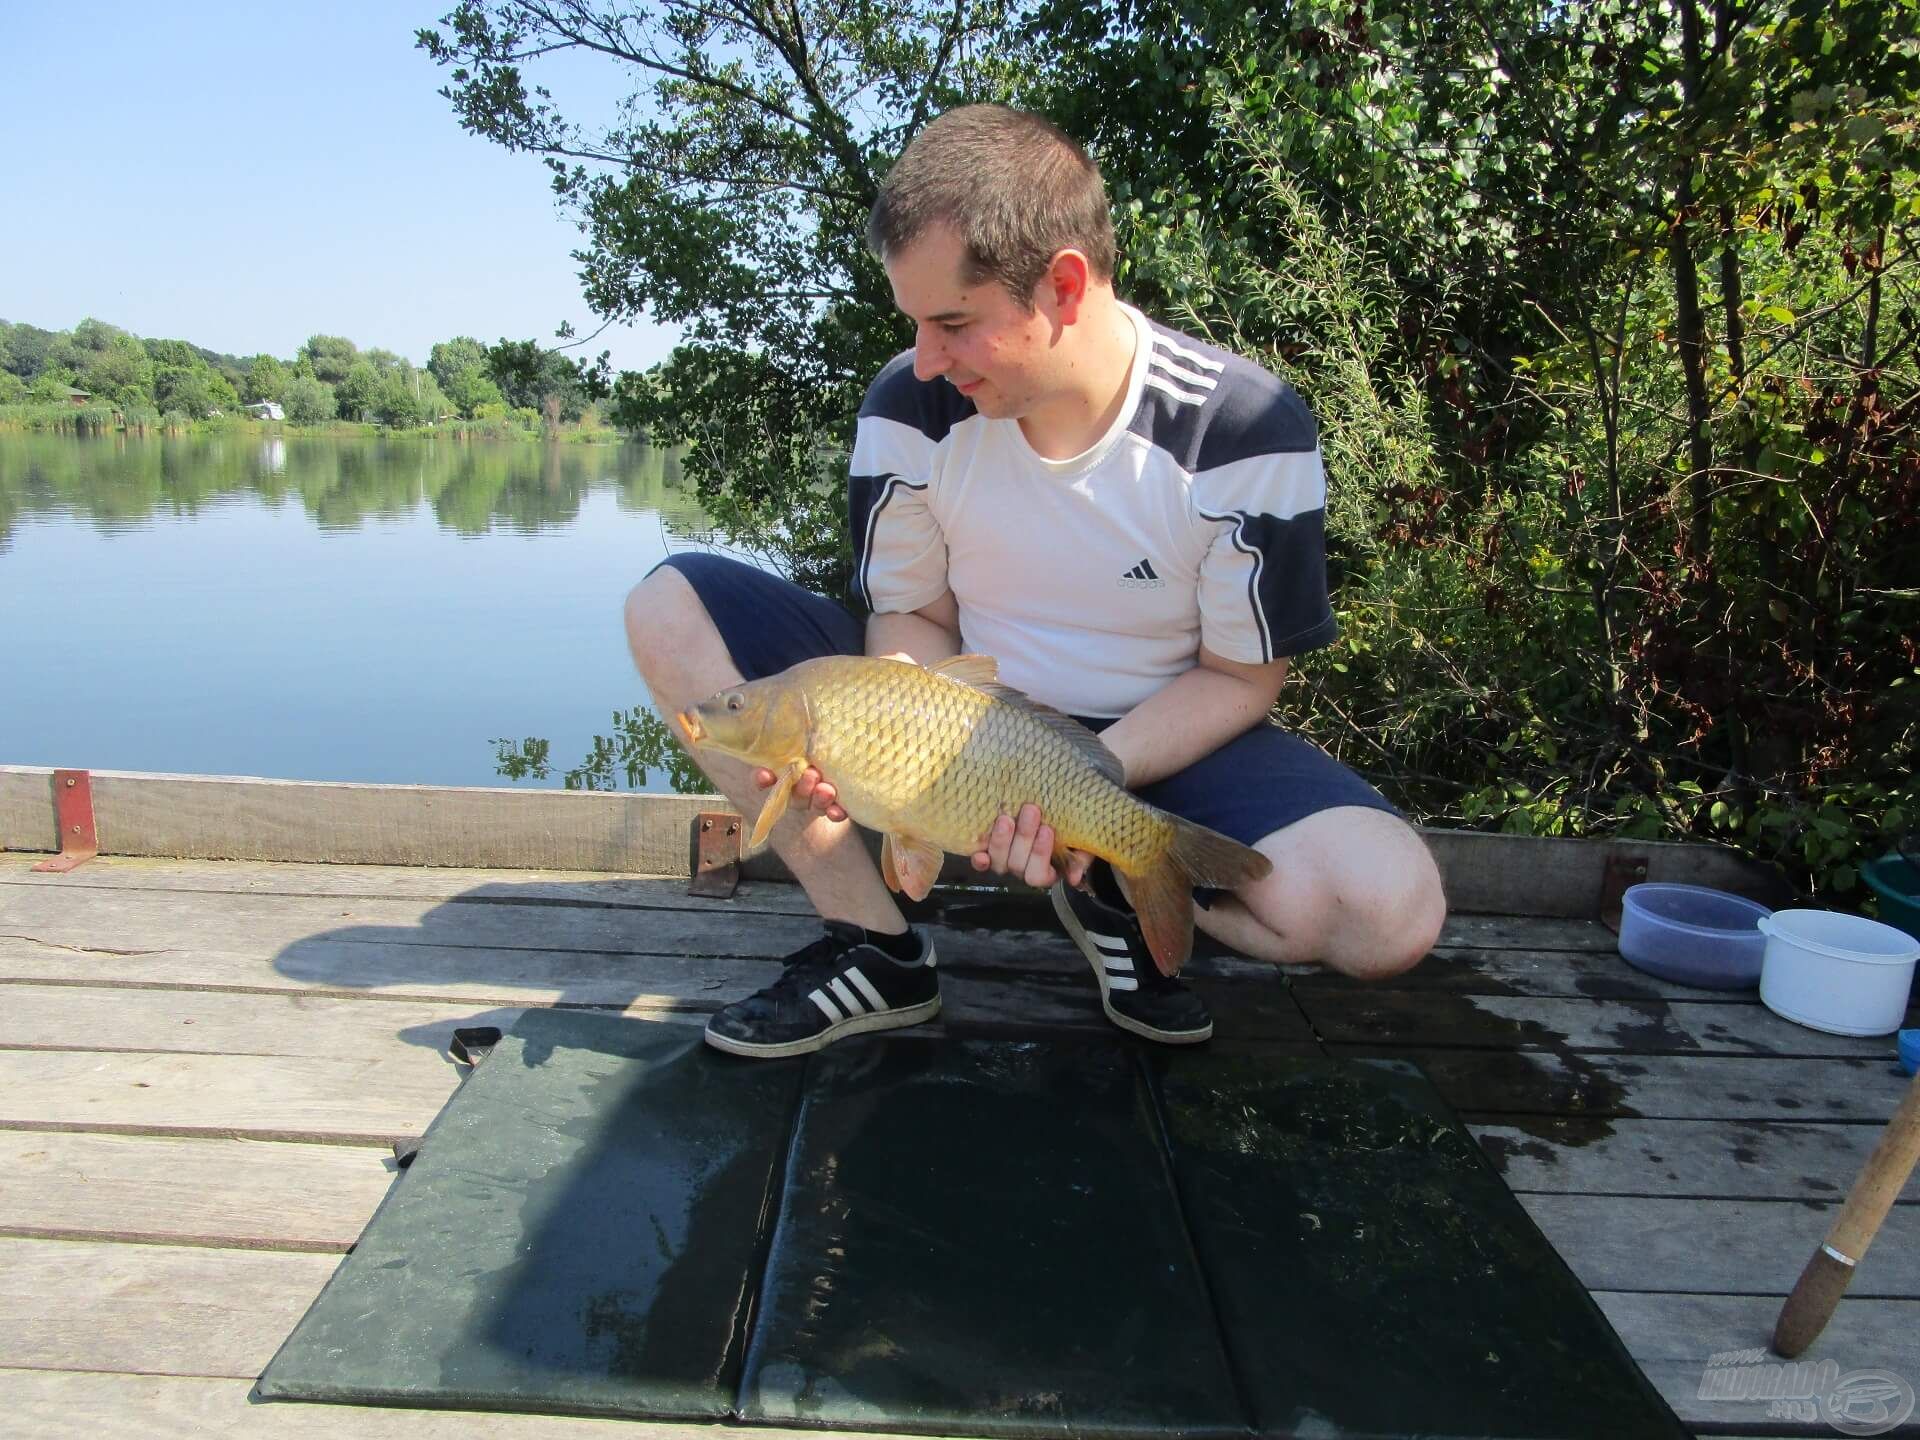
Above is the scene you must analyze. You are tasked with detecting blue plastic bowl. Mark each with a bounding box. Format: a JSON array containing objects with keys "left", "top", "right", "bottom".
[
  {"left": 1617, "top": 883, "right": 1772, "bottom": 989},
  {"left": 1900, "top": 1029, "right": 1920, "bottom": 1077}
]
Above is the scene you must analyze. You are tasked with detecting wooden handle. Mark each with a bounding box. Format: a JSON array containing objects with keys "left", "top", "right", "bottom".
[{"left": 1773, "top": 1070, "right": 1920, "bottom": 1356}]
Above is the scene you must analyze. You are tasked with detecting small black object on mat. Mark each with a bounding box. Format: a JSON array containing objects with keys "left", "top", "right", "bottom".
[{"left": 255, "top": 1010, "right": 1686, "bottom": 1439}]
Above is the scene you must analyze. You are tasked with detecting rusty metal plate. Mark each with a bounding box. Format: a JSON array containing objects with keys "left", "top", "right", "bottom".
[
  {"left": 33, "top": 769, "right": 99, "bottom": 874},
  {"left": 1599, "top": 850, "right": 1650, "bottom": 933},
  {"left": 688, "top": 811, "right": 742, "bottom": 897}
]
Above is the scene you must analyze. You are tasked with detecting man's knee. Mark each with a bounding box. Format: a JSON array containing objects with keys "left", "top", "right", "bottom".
[
  {"left": 624, "top": 560, "right": 729, "bottom": 680},
  {"left": 1249, "top": 808, "right": 1445, "bottom": 979},
  {"left": 1348, "top": 837, "right": 1446, "bottom": 978}
]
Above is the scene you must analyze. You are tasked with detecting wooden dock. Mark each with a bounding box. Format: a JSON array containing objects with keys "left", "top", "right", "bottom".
[{"left": 2, "top": 836, "right": 1917, "bottom": 1434}]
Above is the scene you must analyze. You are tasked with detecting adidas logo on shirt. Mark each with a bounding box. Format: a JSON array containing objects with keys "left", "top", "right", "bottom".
[{"left": 1118, "top": 557, "right": 1166, "bottom": 590}]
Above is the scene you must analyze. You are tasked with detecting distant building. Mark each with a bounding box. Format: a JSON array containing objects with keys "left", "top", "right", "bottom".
[
  {"left": 243, "top": 401, "right": 286, "bottom": 421},
  {"left": 65, "top": 386, "right": 91, "bottom": 406}
]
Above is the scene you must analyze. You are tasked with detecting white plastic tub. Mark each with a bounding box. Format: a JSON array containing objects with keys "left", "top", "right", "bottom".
[{"left": 1758, "top": 909, "right": 1920, "bottom": 1036}]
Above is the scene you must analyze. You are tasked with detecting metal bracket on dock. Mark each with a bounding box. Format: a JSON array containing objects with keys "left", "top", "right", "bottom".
[
  {"left": 1598, "top": 850, "right": 1649, "bottom": 933},
  {"left": 33, "top": 769, "right": 99, "bottom": 874},
  {"left": 689, "top": 811, "right": 743, "bottom": 898}
]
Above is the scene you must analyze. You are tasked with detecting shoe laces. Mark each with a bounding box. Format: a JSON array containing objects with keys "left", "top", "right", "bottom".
[{"left": 765, "top": 921, "right": 865, "bottom": 998}]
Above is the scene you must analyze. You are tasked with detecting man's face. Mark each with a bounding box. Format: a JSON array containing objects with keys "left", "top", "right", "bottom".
[{"left": 883, "top": 223, "right": 1058, "bottom": 420}]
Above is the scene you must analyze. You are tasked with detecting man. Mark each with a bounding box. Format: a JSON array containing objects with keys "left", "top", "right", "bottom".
[{"left": 626, "top": 104, "right": 1446, "bottom": 1059}]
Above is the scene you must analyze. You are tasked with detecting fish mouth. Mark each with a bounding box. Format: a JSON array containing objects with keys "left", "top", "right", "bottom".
[{"left": 675, "top": 710, "right": 704, "bottom": 746}]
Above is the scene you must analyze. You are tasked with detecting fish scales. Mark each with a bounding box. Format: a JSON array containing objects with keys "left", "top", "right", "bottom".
[{"left": 805, "top": 657, "right": 1169, "bottom": 866}]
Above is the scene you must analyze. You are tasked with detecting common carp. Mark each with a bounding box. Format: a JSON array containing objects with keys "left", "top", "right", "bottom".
[{"left": 676, "top": 654, "right": 1272, "bottom": 976}]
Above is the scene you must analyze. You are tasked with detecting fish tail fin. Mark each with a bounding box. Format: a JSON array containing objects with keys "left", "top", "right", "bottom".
[{"left": 1120, "top": 818, "right": 1273, "bottom": 978}]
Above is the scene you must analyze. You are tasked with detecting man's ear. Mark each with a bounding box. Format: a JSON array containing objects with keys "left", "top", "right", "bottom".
[{"left": 1042, "top": 248, "right": 1093, "bottom": 323}]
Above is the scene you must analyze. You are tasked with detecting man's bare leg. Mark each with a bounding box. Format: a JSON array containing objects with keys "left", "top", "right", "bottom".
[
  {"left": 624, "top": 566, "right": 907, "bottom": 934},
  {"left": 1193, "top": 806, "right": 1445, "bottom": 980}
]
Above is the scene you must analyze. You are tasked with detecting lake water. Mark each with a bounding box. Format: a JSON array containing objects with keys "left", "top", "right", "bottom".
[{"left": 0, "top": 432, "right": 738, "bottom": 792}]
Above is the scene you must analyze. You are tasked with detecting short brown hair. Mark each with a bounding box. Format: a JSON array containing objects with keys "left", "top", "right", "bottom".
[{"left": 867, "top": 104, "right": 1116, "bottom": 311}]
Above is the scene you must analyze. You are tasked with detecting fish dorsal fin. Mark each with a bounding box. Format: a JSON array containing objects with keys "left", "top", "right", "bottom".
[
  {"left": 927, "top": 653, "right": 999, "bottom": 687},
  {"left": 979, "top": 682, "right": 1127, "bottom": 787}
]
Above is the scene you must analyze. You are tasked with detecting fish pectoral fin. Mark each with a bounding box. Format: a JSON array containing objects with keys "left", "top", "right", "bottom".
[
  {"left": 926, "top": 653, "right": 999, "bottom": 688},
  {"left": 883, "top": 832, "right": 945, "bottom": 902},
  {"left": 1121, "top": 859, "right": 1195, "bottom": 977},
  {"left": 748, "top": 760, "right": 807, "bottom": 851}
]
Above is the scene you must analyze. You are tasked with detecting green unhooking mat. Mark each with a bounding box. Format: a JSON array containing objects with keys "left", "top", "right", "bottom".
[{"left": 255, "top": 1010, "right": 1687, "bottom": 1439}]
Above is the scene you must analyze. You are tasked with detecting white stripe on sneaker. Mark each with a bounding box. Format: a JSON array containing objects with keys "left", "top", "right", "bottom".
[
  {"left": 1106, "top": 976, "right": 1140, "bottom": 992},
  {"left": 845, "top": 966, "right": 888, "bottom": 1012},
  {"left": 827, "top": 976, "right": 865, "bottom": 1015},
  {"left": 1090, "top": 934, "right": 1131, "bottom": 955},
  {"left": 807, "top": 988, "right": 844, "bottom": 1022}
]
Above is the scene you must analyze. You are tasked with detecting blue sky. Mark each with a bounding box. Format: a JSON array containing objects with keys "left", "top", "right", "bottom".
[{"left": 1, "top": 1, "right": 679, "bottom": 374}]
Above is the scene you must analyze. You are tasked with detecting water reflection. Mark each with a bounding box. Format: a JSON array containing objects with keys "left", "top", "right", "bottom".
[
  {"left": 494, "top": 706, "right": 710, "bottom": 795},
  {"left": 0, "top": 432, "right": 710, "bottom": 542}
]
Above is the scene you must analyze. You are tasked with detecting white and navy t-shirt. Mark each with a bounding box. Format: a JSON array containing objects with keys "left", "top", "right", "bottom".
[{"left": 849, "top": 303, "right": 1337, "bottom": 719}]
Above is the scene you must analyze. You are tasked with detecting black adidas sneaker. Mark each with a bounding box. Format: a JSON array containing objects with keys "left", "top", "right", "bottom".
[
  {"left": 1050, "top": 878, "right": 1213, "bottom": 1043},
  {"left": 704, "top": 921, "right": 940, "bottom": 1058}
]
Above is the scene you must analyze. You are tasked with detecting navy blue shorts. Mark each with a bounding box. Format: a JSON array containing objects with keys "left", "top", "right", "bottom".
[{"left": 654, "top": 553, "right": 1401, "bottom": 860}]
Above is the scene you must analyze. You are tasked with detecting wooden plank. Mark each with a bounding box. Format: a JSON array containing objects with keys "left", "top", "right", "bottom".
[
  {"left": 0, "top": 1370, "right": 666, "bottom": 1437},
  {"left": 1421, "top": 826, "right": 1784, "bottom": 916},
  {"left": 0, "top": 855, "right": 1625, "bottom": 955},
  {"left": 1520, "top": 1194, "right": 1920, "bottom": 1298},
  {"left": 0, "top": 1051, "right": 460, "bottom": 1144},
  {"left": 0, "top": 853, "right": 816, "bottom": 915},
  {"left": 0, "top": 877, "right": 1301, "bottom": 1005},
  {"left": 1470, "top": 1117, "right": 1920, "bottom": 1202},
  {"left": 3, "top": 766, "right": 1783, "bottom": 916},
  {"left": 1295, "top": 990, "right": 1899, "bottom": 1059},
  {"left": 0, "top": 880, "right": 834, "bottom": 961},
  {"left": 0, "top": 983, "right": 556, "bottom": 1060},
  {"left": 1429, "top": 912, "right": 1621, "bottom": 951},
  {"left": 1327, "top": 946, "right": 1748, "bottom": 999},
  {"left": 0, "top": 1236, "right": 339, "bottom": 1378},
  {"left": 0, "top": 766, "right": 741, "bottom": 878},
  {"left": 0, "top": 1372, "right": 956, "bottom": 1440},
  {"left": 0, "top": 1132, "right": 393, "bottom": 1252},
  {"left": 1335, "top": 1048, "right": 1915, "bottom": 1121},
  {"left": 0, "top": 954, "right": 1302, "bottom": 1047},
  {"left": 1593, "top": 1291, "right": 1920, "bottom": 1434},
  {"left": 0, "top": 984, "right": 1311, "bottom": 1115},
  {"left": 0, "top": 935, "right": 817, "bottom": 1008}
]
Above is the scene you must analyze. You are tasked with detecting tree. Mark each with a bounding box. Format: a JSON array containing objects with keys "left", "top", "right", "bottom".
[
  {"left": 83, "top": 333, "right": 155, "bottom": 407},
  {"left": 244, "top": 354, "right": 288, "bottom": 404},
  {"left": 334, "top": 360, "right": 383, "bottom": 421},
  {"left": 484, "top": 339, "right": 592, "bottom": 422},
  {"left": 419, "top": 0, "right": 1031, "bottom": 586},
  {"left": 0, "top": 322, "right": 55, "bottom": 379},
  {"left": 144, "top": 338, "right": 200, "bottom": 369},
  {"left": 153, "top": 365, "right": 238, "bottom": 418},
  {"left": 282, "top": 375, "right": 337, "bottom": 425},
  {"left": 375, "top": 372, "right": 423, "bottom": 427},
  {"left": 428, "top": 336, "right": 488, "bottom": 390},
  {"left": 301, "top": 335, "right": 359, "bottom": 385},
  {"left": 442, "top": 363, "right": 503, "bottom": 418}
]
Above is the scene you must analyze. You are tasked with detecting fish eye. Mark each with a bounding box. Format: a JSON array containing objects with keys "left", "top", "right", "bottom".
[{"left": 726, "top": 695, "right": 742, "bottom": 711}]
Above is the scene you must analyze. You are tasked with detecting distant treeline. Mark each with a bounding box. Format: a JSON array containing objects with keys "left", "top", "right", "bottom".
[
  {"left": 0, "top": 429, "right": 701, "bottom": 545},
  {"left": 0, "top": 319, "right": 607, "bottom": 430}
]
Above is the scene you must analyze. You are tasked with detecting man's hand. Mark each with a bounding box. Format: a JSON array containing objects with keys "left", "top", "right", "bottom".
[
  {"left": 753, "top": 765, "right": 846, "bottom": 823},
  {"left": 974, "top": 803, "right": 1093, "bottom": 890}
]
